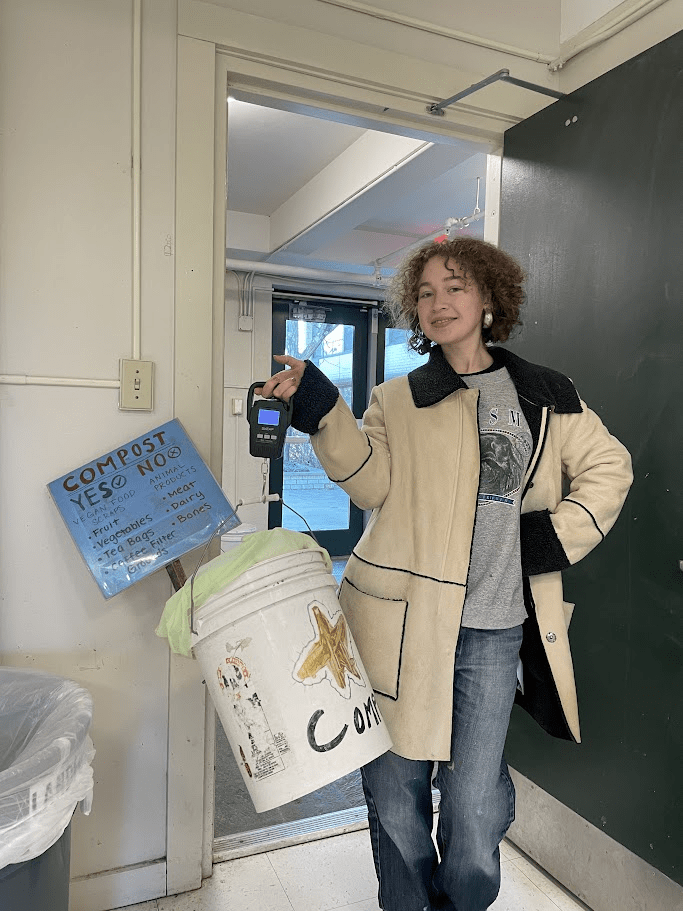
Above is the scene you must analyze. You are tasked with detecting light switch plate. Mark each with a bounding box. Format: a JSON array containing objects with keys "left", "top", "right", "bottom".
[{"left": 119, "top": 359, "right": 154, "bottom": 411}]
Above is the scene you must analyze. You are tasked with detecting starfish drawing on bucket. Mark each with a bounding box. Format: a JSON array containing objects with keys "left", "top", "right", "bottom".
[{"left": 296, "top": 604, "right": 362, "bottom": 691}]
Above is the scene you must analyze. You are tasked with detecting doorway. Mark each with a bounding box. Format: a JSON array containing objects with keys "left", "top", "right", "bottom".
[
  {"left": 215, "top": 91, "right": 489, "bottom": 858},
  {"left": 172, "top": 37, "right": 499, "bottom": 889}
]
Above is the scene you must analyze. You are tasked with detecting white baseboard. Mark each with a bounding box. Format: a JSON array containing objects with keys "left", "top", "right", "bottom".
[
  {"left": 69, "top": 860, "right": 166, "bottom": 911},
  {"left": 508, "top": 768, "right": 683, "bottom": 911}
]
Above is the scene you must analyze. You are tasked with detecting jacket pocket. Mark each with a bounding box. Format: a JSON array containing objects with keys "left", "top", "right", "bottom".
[{"left": 339, "top": 578, "right": 407, "bottom": 701}]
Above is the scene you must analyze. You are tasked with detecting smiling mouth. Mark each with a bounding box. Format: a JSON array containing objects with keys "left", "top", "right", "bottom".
[{"left": 431, "top": 317, "right": 456, "bottom": 327}]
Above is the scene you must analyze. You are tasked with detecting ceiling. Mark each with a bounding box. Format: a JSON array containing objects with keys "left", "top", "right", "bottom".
[{"left": 225, "top": 98, "right": 491, "bottom": 280}]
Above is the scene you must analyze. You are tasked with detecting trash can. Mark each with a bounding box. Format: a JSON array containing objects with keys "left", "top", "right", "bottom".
[
  {"left": 0, "top": 668, "right": 95, "bottom": 911},
  {"left": 220, "top": 523, "right": 257, "bottom": 554}
]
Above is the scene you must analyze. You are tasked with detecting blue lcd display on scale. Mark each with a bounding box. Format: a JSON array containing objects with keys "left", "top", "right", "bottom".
[{"left": 258, "top": 408, "right": 280, "bottom": 426}]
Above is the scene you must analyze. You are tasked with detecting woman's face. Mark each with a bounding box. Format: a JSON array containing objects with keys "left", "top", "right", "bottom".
[{"left": 416, "top": 256, "right": 488, "bottom": 353}]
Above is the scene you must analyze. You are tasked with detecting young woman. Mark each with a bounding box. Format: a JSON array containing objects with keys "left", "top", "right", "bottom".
[{"left": 257, "top": 237, "right": 632, "bottom": 911}]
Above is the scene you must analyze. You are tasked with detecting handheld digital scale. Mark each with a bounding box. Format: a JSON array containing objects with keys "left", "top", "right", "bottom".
[{"left": 247, "top": 382, "right": 293, "bottom": 460}]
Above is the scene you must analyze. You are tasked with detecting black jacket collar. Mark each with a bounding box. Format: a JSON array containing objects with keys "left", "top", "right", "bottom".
[{"left": 407, "top": 345, "right": 582, "bottom": 413}]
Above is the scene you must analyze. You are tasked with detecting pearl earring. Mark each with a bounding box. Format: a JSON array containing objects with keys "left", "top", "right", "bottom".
[{"left": 483, "top": 311, "right": 493, "bottom": 328}]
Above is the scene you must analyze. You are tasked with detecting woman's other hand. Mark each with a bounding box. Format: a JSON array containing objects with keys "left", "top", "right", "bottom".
[{"left": 254, "top": 354, "right": 306, "bottom": 402}]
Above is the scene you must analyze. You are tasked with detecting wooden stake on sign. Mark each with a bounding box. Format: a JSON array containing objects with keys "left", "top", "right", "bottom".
[{"left": 165, "top": 559, "right": 187, "bottom": 591}]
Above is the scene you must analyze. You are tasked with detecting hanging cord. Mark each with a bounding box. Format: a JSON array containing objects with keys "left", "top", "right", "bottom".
[
  {"left": 257, "top": 458, "right": 320, "bottom": 546},
  {"left": 280, "top": 500, "right": 320, "bottom": 546},
  {"left": 445, "top": 176, "right": 483, "bottom": 235},
  {"left": 260, "top": 457, "right": 268, "bottom": 503}
]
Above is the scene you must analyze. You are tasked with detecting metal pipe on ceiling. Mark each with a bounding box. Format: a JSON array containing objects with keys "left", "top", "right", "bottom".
[
  {"left": 226, "top": 258, "right": 386, "bottom": 288},
  {"left": 272, "top": 291, "right": 380, "bottom": 306}
]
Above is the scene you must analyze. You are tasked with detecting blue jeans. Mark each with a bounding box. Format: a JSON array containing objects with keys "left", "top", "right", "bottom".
[{"left": 361, "top": 625, "right": 523, "bottom": 911}]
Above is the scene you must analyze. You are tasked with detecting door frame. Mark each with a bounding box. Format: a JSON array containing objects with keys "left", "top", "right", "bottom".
[{"left": 172, "top": 30, "right": 502, "bottom": 895}]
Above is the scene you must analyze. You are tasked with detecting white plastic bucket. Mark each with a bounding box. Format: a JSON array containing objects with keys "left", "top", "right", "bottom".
[
  {"left": 192, "top": 549, "right": 393, "bottom": 812},
  {"left": 221, "top": 523, "right": 257, "bottom": 553}
]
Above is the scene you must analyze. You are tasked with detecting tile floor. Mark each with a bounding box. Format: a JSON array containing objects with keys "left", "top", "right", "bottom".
[{"left": 118, "top": 828, "right": 591, "bottom": 911}]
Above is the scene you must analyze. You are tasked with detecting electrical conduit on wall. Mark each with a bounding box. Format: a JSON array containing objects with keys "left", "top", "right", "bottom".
[{"left": 550, "top": 0, "right": 672, "bottom": 70}]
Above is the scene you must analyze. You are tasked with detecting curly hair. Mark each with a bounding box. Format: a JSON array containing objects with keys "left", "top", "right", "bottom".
[{"left": 385, "top": 237, "right": 525, "bottom": 354}]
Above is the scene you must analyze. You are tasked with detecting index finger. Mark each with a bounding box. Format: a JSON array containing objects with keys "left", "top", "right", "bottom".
[{"left": 273, "top": 354, "right": 301, "bottom": 368}]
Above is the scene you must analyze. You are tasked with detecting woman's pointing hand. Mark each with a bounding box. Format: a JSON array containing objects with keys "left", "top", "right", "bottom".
[{"left": 254, "top": 354, "right": 306, "bottom": 402}]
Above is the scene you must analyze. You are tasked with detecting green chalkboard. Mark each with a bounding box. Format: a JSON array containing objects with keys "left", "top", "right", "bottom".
[{"left": 501, "top": 31, "right": 683, "bottom": 884}]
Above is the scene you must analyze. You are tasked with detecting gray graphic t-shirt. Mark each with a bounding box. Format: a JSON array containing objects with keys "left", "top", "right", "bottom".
[{"left": 460, "top": 366, "right": 531, "bottom": 629}]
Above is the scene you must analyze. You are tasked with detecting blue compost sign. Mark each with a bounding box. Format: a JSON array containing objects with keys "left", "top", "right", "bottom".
[{"left": 48, "top": 419, "right": 239, "bottom": 598}]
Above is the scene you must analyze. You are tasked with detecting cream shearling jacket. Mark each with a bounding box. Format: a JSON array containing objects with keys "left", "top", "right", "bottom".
[{"left": 291, "top": 345, "right": 633, "bottom": 760}]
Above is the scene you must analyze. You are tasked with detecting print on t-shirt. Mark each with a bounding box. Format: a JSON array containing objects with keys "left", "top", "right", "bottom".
[
  {"left": 461, "top": 368, "right": 532, "bottom": 629},
  {"left": 479, "top": 409, "right": 529, "bottom": 505}
]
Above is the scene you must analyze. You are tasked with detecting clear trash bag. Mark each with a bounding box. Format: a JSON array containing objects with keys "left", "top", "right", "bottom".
[{"left": 0, "top": 668, "right": 94, "bottom": 869}]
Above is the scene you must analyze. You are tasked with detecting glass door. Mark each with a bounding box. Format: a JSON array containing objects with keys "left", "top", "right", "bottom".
[
  {"left": 376, "top": 315, "right": 429, "bottom": 385},
  {"left": 268, "top": 297, "right": 370, "bottom": 557}
]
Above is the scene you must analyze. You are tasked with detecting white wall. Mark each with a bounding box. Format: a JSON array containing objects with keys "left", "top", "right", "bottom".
[
  {"left": 198, "top": 0, "right": 562, "bottom": 70},
  {"left": 222, "top": 272, "right": 274, "bottom": 531},
  {"left": 227, "top": 212, "right": 270, "bottom": 254},
  {"left": 561, "top": 0, "right": 624, "bottom": 42},
  {"left": 1, "top": 1, "right": 681, "bottom": 910},
  {"left": 0, "top": 1, "right": 178, "bottom": 907}
]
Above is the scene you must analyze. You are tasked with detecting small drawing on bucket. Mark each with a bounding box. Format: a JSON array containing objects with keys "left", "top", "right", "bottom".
[
  {"left": 226, "top": 636, "right": 252, "bottom": 654},
  {"left": 218, "top": 656, "right": 290, "bottom": 781},
  {"left": 293, "top": 601, "right": 365, "bottom": 698}
]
